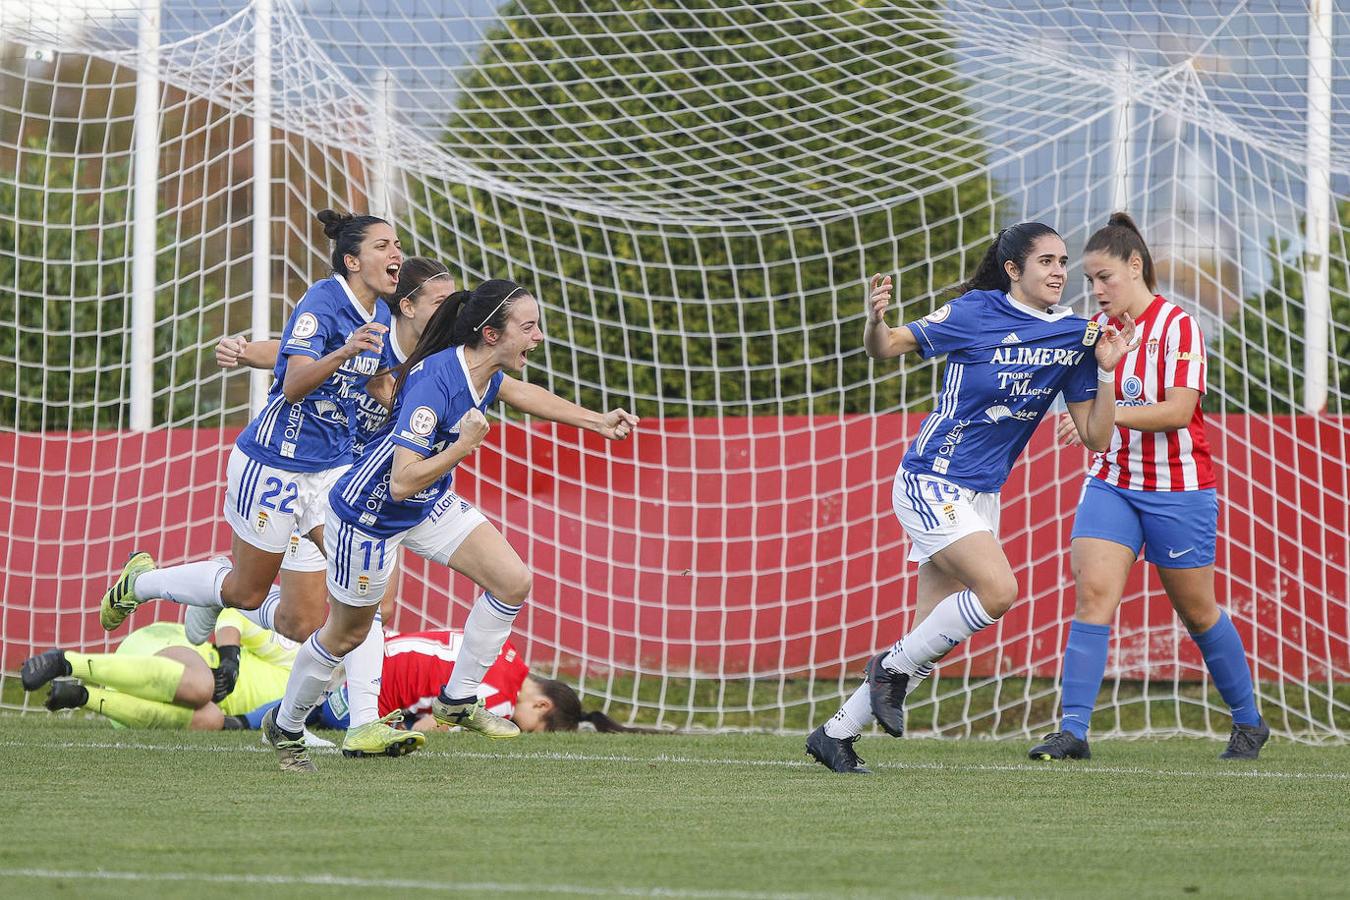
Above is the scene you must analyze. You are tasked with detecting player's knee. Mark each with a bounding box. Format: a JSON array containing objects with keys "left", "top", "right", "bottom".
[
  {"left": 981, "top": 577, "right": 1018, "bottom": 618},
  {"left": 495, "top": 568, "right": 532, "bottom": 607},
  {"left": 189, "top": 705, "right": 225, "bottom": 731},
  {"left": 220, "top": 578, "right": 271, "bottom": 611},
  {"left": 273, "top": 605, "right": 326, "bottom": 643},
  {"left": 176, "top": 670, "right": 214, "bottom": 708},
  {"left": 1072, "top": 573, "right": 1119, "bottom": 621}
]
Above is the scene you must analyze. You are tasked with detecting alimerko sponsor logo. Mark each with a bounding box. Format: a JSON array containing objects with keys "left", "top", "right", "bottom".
[{"left": 989, "top": 346, "right": 1085, "bottom": 366}]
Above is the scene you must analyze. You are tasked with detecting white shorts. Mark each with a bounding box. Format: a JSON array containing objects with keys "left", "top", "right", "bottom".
[
  {"left": 325, "top": 490, "right": 488, "bottom": 607},
  {"left": 892, "top": 467, "right": 1001, "bottom": 565},
  {"left": 223, "top": 445, "right": 348, "bottom": 555},
  {"left": 281, "top": 532, "right": 327, "bottom": 573}
]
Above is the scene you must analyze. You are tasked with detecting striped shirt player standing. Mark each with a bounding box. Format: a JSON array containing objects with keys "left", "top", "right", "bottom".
[
  {"left": 97, "top": 209, "right": 420, "bottom": 757},
  {"left": 210, "top": 257, "right": 456, "bottom": 756},
  {"left": 259, "top": 279, "right": 639, "bottom": 771},
  {"left": 806, "top": 222, "right": 1138, "bottom": 774},
  {"left": 1030, "top": 213, "right": 1267, "bottom": 762}
]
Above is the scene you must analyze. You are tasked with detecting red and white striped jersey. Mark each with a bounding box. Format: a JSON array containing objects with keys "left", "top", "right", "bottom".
[
  {"left": 378, "top": 630, "right": 529, "bottom": 719},
  {"left": 1087, "top": 295, "right": 1215, "bottom": 491}
]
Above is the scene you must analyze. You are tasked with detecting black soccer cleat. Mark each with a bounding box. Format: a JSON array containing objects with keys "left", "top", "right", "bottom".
[
  {"left": 865, "top": 652, "right": 909, "bottom": 738},
  {"left": 1220, "top": 719, "right": 1270, "bottom": 760},
  {"left": 44, "top": 679, "right": 88, "bottom": 712},
  {"left": 1028, "top": 730, "right": 1091, "bottom": 761},
  {"left": 805, "top": 725, "right": 871, "bottom": 774},
  {"left": 21, "top": 649, "right": 72, "bottom": 692}
]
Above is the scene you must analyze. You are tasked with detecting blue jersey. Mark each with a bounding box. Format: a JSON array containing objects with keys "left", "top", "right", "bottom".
[
  {"left": 237, "top": 276, "right": 392, "bottom": 473},
  {"left": 351, "top": 330, "right": 408, "bottom": 458},
  {"left": 331, "top": 345, "right": 504, "bottom": 538},
  {"left": 900, "top": 290, "right": 1100, "bottom": 492}
]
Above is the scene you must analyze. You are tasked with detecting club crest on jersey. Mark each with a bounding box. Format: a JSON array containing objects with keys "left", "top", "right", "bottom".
[
  {"left": 1082, "top": 321, "right": 1101, "bottom": 346},
  {"left": 1146, "top": 338, "right": 1160, "bottom": 356},
  {"left": 924, "top": 303, "right": 952, "bottom": 324},
  {"left": 255, "top": 509, "right": 270, "bottom": 533},
  {"left": 409, "top": 406, "right": 437, "bottom": 436},
  {"left": 292, "top": 312, "right": 319, "bottom": 339},
  {"left": 357, "top": 574, "right": 370, "bottom": 596},
  {"left": 941, "top": 503, "right": 959, "bottom": 524}
]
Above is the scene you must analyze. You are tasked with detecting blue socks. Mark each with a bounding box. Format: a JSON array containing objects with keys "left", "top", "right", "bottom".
[
  {"left": 1059, "top": 620, "right": 1111, "bottom": 739},
  {"left": 1190, "top": 610, "right": 1261, "bottom": 726}
]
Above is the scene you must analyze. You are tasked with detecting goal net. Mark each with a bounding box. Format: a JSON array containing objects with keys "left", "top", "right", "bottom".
[{"left": 2, "top": 0, "right": 1346, "bottom": 739}]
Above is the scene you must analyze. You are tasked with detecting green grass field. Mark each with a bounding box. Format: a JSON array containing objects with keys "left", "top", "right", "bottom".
[{"left": 1, "top": 716, "right": 1348, "bottom": 898}]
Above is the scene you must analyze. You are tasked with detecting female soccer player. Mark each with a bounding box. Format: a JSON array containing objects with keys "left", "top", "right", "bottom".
[
  {"left": 260, "top": 278, "right": 639, "bottom": 771},
  {"left": 1028, "top": 213, "right": 1267, "bottom": 762},
  {"left": 806, "top": 222, "right": 1137, "bottom": 774},
  {"left": 21, "top": 608, "right": 295, "bottom": 731},
  {"left": 97, "top": 208, "right": 411, "bottom": 755},
  {"left": 210, "top": 256, "right": 457, "bottom": 753}
]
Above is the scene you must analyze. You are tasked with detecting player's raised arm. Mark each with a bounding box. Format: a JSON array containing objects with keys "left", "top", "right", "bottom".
[
  {"left": 216, "top": 336, "right": 280, "bottom": 370},
  {"left": 862, "top": 273, "right": 920, "bottom": 359},
  {"left": 496, "top": 376, "right": 637, "bottom": 440}
]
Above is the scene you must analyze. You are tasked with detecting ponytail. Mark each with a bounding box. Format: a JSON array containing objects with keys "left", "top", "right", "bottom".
[
  {"left": 531, "top": 675, "right": 663, "bottom": 734},
  {"left": 392, "top": 288, "right": 471, "bottom": 397},
  {"left": 954, "top": 222, "right": 1061, "bottom": 295},
  {"left": 1084, "top": 211, "right": 1156, "bottom": 292}
]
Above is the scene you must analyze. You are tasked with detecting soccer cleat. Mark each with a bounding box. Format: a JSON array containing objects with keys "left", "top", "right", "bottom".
[
  {"left": 184, "top": 604, "right": 224, "bottom": 645},
  {"left": 99, "top": 551, "right": 156, "bottom": 632},
  {"left": 44, "top": 679, "right": 88, "bottom": 712},
  {"left": 431, "top": 696, "right": 520, "bottom": 739},
  {"left": 341, "top": 710, "right": 427, "bottom": 758},
  {"left": 20, "top": 649, "right": 72, "bottom": 691},
  {"left": 261, "top": 707, "right": 318, "bottom": 773},
  {"left": 805, "top": 725, "right": 871, "bottom": 774},
  {"left": 1220, "top": 719, "right": 1270, "bottom": 760},
  {"left": 1028, "top": 730, "right": 1092, "bottom": 761},
  {"left": 866, "top": 652, "right": 909, "bottom": 738}
]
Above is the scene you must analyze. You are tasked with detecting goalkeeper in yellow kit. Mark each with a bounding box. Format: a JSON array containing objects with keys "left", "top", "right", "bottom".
[{"left": 20, "top": 607, "right": 294, "bottom": 730}]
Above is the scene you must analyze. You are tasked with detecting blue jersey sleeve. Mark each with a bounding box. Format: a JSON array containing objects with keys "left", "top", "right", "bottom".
[
  {"left": 280, "top": 290, "right": 336, "bottom": 361},
  {"left": 390, "top": 368, "right": 452, "bottom": 458},
  {"left": 904, "top": 293, "right": 984, "bottom": 359},
  {"left": 1062, "top": 322, "right": 1101, "bottom": 403}
]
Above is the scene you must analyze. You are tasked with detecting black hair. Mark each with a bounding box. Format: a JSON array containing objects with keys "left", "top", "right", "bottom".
[
  {"left": 392, "top": 278, "right": 529, "bottom": 397},
  {"left": 315, "top": 208, "right": 391, "bottom": 277},
  {"left": 530, "top": 675, "right": 647, "bottom": 734},
  {"left": 385, "top": 257, "right": 452, "bottom": 318},
  {"left": 1083, "top": 211, "right": 1157, "bottom": 293},
  {"left": 955, "top": 222, "right": 1062, "bottom": 295}
]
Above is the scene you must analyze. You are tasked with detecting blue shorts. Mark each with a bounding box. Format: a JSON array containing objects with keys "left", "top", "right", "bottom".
[{"left": 1070, "top": 478, "right": 1217, "bottom": 569}]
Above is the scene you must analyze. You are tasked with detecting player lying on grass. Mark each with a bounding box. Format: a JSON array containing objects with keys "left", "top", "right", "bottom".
[
  {"left": 22, "top": 618, "right": 631, "bottom": 739},
  {"left": 260, "top": 278, "right": 638, "bottom": 771},
  {"left": 231, "top": 629, "right": 638, "bottom": 736},
  {"left": 20, "top": 604, "right": 294, "bottom": 731},
  {"left": 805, "top": 223, "right": 1136, "bottom": 774},
  {"left": 1028, "top": 213, "right": 1268, "bottom": 762}
]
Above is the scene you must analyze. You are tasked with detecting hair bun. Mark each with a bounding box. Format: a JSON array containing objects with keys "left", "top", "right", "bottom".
[{"left": 316, "top": 208, "right": 353, "bottom": 240}]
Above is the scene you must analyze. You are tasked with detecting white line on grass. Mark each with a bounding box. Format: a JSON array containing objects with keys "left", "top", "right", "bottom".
[
  {"left": 0, "top": 867, "right": 830, "bottom": 899},
  {"left": 0, "top": 736, "right": 1345, "bottom": 782}
]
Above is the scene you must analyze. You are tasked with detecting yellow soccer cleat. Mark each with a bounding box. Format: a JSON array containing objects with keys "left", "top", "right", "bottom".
[
  {"left": 431, "top": 696, "right": 520, "bottom": 739},
  {"left": 98, "top": 551, "right": 156, "bottom": 632},
  {"left": 341, "top": 710, "right": 426, "bottom": 758}
]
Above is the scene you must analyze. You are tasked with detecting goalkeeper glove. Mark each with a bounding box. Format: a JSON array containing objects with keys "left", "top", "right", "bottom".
[{"left": 212, "top": 645, "right": 241, "bottom": 702}]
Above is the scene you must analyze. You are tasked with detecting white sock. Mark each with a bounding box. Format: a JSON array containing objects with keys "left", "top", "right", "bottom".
[
  {"left": 276, "top": 634, "right": 343, "bottom": 733},
  {"left": 233, "top": 586, "right": 282, "bottom": 631},
  {"left": 906, "top": 663, "right": 935, "bottom": 697},
  {"left": 134, "top": 559, "right": 230, "bottom": 608},
  {"left": 443, "top": 592, "right": 520, "bottom": 701},
  {"left": 883, "top": 590, "right": 996, "bottom": 675},
  {"left": 824, "top": 683, "right": 873, "bottom": 739},
  {"left": 343, "top": 613, "right": 384, "bottom": 727}
]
